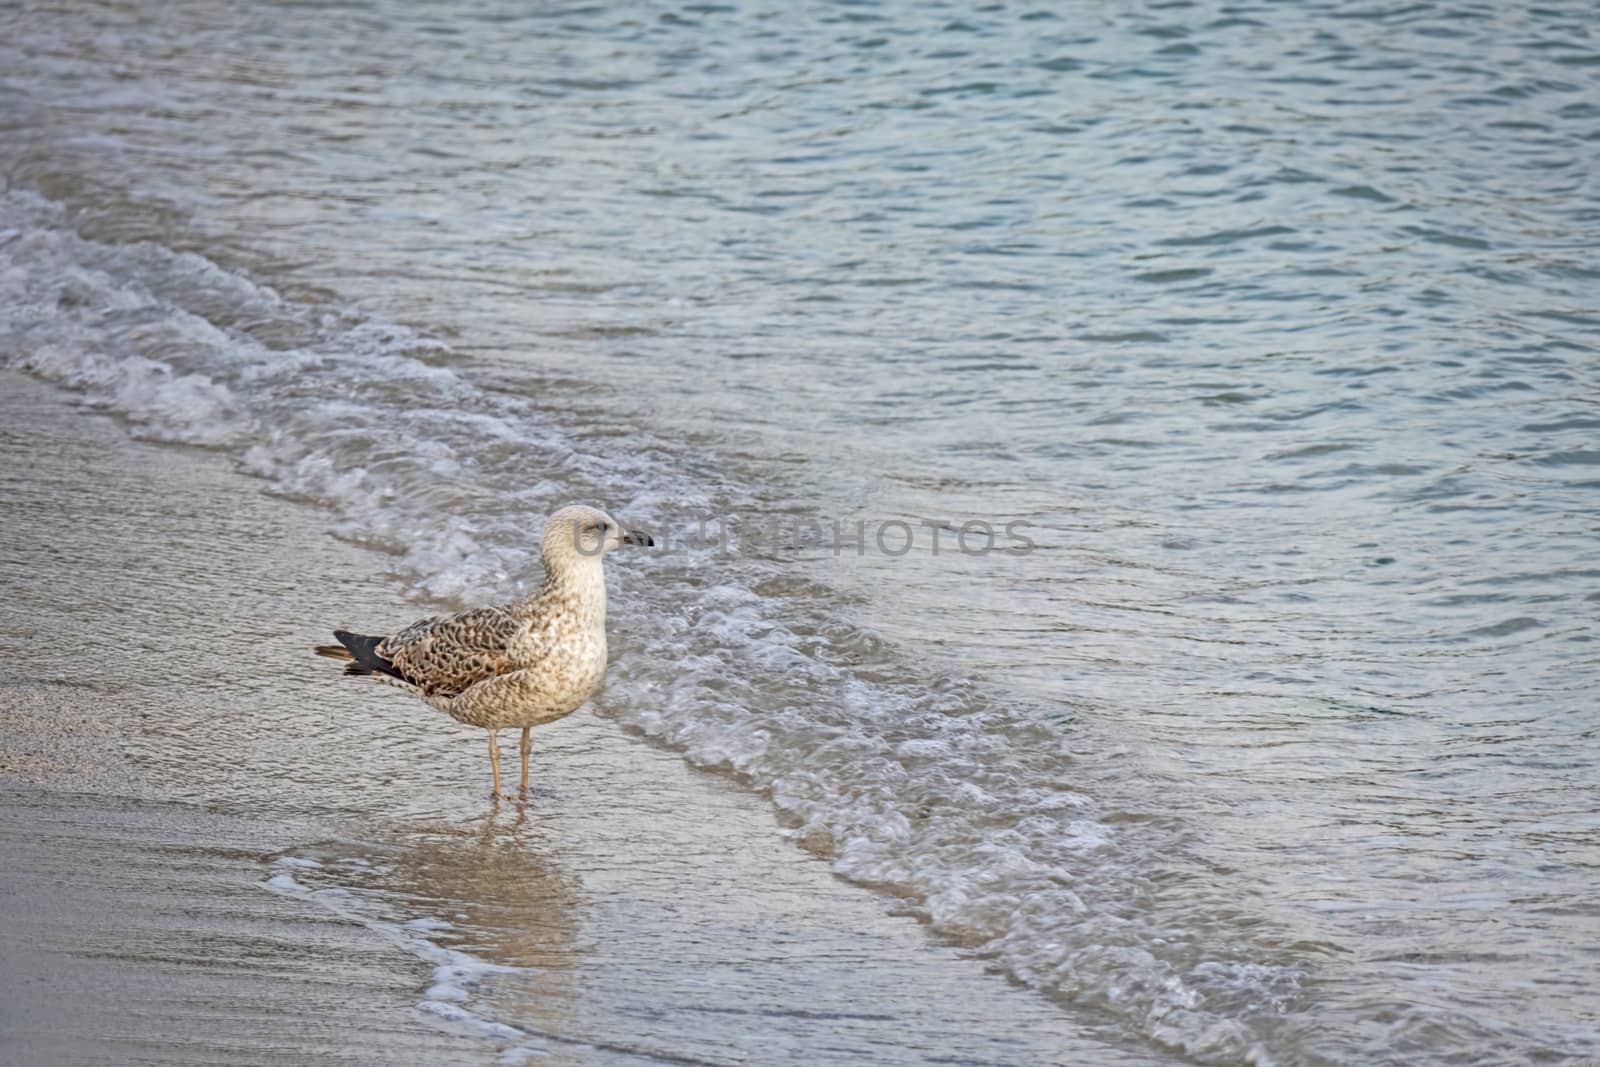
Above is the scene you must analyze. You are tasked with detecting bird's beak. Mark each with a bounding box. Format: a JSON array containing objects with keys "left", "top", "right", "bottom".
[{"left": 621, "top": 529, "right": 655, "bottom": 547}]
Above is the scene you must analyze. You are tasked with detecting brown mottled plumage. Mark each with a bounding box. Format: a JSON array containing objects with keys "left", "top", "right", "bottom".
[{"left": 315, "top": 504, "right": 653, "bottom": 798}]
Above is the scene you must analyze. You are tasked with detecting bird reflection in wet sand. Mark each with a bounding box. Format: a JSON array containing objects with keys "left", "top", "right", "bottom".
[
  {"left": 315, "top": 505, "right": 653, "bottom": 799},
  {"left": 400, "top": 813, "right": 581, "bottom": 972},
  {"left": 294, "top": 813, "right": 584, "bottom": 1038}
]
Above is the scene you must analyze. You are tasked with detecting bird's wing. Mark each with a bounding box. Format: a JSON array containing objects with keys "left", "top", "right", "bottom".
[{"left": 379, "top": 606, "right": 522, "bottom": 698}]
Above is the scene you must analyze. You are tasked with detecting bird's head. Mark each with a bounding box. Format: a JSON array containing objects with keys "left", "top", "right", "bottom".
[{"left": 541, "top": 504, "right": 653, "bottom": 566}]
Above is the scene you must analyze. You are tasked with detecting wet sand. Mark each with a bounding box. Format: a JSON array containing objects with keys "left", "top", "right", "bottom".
[
  {"left": 0, "top": 371, "right": 1166, "bottom": 1066},
  {"left": 0, "top": 789, "right": 493, "bottom": 1065},
  {"left": 0, "top": 372, "right": 491, "bottom": 1064}
]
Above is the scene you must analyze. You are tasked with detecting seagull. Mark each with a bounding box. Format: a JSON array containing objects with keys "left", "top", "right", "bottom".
[{"left": 315, "top": 504, "right": 653, "bottom": 799}]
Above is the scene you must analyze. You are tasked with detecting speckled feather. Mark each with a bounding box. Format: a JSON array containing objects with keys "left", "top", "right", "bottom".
[{"left": 378, "top": 606, "right": 521, "bottom": 699}]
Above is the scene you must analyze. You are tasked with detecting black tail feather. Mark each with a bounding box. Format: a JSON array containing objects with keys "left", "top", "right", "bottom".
[{"left": 332, "top": 630, "right": 411, "bottom": 684}]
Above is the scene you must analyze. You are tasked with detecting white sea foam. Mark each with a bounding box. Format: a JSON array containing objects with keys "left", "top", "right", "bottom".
[
  {"left": 7, "top": 187, "right": 1304, "bottom": 1063},
  {"left": 264, "top": 872, "right": 307, "bottom": 894}
]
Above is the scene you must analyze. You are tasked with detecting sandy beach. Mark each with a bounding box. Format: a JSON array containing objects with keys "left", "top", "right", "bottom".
[
  {"left": 0, "top": 787, "right": 495, "bottom": 1065},
  {"left": 0, "top": 371, "right": 1162, "bottom": 1064},
  {"left": 0, "top": 381, "right": 490, "bottom": 1063}
]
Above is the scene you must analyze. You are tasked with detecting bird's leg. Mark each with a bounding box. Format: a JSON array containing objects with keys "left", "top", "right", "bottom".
[
  {"left": 518, "top": 726, "right": 531, "bottom": 796},
  {"left": 488, "top": 729, "right": 502, "bottom": 799}
]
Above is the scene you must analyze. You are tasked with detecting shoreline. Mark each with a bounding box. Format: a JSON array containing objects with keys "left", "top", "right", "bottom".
[{"left": 0, "top": 370, "right": 1168, "bottom": 1065}]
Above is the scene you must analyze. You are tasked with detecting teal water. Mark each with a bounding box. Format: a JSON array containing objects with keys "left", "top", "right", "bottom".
[{"left": 2, "top": 2, "right": 1597, "bottom": 1063}]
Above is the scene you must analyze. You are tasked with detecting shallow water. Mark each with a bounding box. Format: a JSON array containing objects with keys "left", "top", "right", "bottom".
[{"left": 2, "top": 1, "right": 1598, "bottom": 1063}]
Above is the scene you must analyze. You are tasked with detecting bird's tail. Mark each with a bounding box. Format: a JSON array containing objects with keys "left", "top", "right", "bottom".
[{"left": 315, "top": 630, "right": 409, "bottom": 682}]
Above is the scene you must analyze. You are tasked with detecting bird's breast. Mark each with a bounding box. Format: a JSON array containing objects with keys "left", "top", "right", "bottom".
[{"left": 513, "top": 623, "right": 608, "bottom": 704}]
